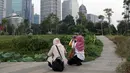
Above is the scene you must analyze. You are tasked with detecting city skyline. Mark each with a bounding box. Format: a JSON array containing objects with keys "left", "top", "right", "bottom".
[{"left": 32, "top": 0, "right": 124, "bottom": 27}]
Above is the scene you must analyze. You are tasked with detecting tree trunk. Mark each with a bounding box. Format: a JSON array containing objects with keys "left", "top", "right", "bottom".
[{"left": 108, "top": 17, "right": 111, "bottom": 35}]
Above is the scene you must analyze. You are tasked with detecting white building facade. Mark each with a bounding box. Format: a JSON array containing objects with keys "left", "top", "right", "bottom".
[
  {"left": 41, "top": 0, "right": 61, "bottom": 22},
  {"left": 3, "top": 0, "right": 12, "bottom": 18},
  {"left": 87, "top": 14, "right": 99, "bottom": 23},
  {"left": 0, "top": 0, "right": 4, "bottom": 23},
  {"left": 62, "top": 0, "right": 79, "bottom": 21}
]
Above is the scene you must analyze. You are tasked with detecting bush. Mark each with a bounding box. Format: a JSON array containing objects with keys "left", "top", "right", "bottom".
[
  {"left": 84, "top": 33, "right": 103, "bottom": 61},
  {"left": 0, "top": 34, "right": 103, "bottom": 62},
  {"left": 86, "top": 44, "right": 102, "bottom": 57},
  {"left": 12, "top": 36, "right": 49, "bottom": 54},
  {"left": 0, "top": 40, "right": 13, "bottom": 51}
]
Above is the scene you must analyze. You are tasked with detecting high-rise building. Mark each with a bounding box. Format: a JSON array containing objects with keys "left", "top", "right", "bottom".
[
  {"left": 11, "top": 0, "right": 32, "bottom": 23},
  {"left": 87, "top": 14, "right": 99, "bottom": 23},
  {"left": 30, "top": 4, "right": 34, "bottom": 23},
  {"left": 34, "top": 14, "right": 39, "bottom": 24},
  {"left": 12, "top": 0, "right": 22, "bottom": 16},
  {"left": 41, "top": 0, "right": 61, "bottom": 22},
  {"left": 0, "top": 0, "right": 4, "bottom": 23},
  {"left": 79, "top": 4, "right": 87, "bottom": 19},
  {"left": 22, "top": 0, "right": 32, "bottom": 23},
  {"left": 3, "top": 0, "right": 12, "bottom": 17},
  {"left": 62, "top": 0, "right": 79, "bottom": 20},
  {"left": 62, "top": 0, "right": 70, "bottom": 20}
]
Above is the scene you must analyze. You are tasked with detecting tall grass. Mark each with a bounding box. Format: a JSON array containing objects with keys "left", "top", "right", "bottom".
[{"left": 107, "top": 36, "right": 130, "bottom": 73}]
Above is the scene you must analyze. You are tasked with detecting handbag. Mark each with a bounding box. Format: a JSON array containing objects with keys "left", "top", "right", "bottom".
[{"left": 52, "top": 45, "right": 64, "bottom": 72}]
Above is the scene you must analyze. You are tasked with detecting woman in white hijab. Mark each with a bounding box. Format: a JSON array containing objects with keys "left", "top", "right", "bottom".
[{"left": 47, "top": 38, "right": 67, "bottom": 68}]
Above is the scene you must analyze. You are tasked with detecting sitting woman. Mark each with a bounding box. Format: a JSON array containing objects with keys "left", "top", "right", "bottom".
[
  {"left": 47, "top": 38, "right": 67, "bottom": 68},
  {"left": 68, "top": 35, "right": 85, "bottom": 66}
]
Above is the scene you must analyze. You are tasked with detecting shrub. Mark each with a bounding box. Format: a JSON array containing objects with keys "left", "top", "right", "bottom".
[
  {"left": 0, "top": 40, "right": 13, "bottom": 51},
  {"left": 0, "top": 34, "right": 103, "bottom": 62},
  {"left": 86, "top": 44, "right": 102, "bottom": 57},
  {"left": 12, "top": 36, "right": 49, "bottom": 54}
]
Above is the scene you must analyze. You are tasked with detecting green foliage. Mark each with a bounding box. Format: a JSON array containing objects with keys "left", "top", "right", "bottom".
[
  {"left": 34, "top": 54, "right": 47, "bottom": 61},
  {"left": 127, "top": 56, "right": 130, "bottom": 62},
  {"left": 40, "top": 13, "right": 59, "bottom": 34},
  {"left": 117, "top": 20, "right": 127, "bottom": 35},
  {"left": 12, "top": 36, "right": 49, "bottom": 53},
  {"left": 83, "top": 32, "right": 103, "bottom": 61},
  {"left": 0, "top": 52, "right": 47, "bottom": 62},
  {"left": 22, "top": 57, "right": 34, "bottom": 62},
  {"left": 63, "top": 15, "right": 75, "bottom": 26},
  {"left": 0, "top": 34, "right": 103, "bottom": 62}
]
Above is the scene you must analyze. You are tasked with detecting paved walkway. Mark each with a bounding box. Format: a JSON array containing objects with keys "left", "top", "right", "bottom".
[{"left": 0, "top": 36, "right": 122, "bottom": 73}]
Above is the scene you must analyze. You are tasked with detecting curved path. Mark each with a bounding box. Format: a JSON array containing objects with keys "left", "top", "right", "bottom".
[{"left": 0, "top": 36, "right": 122, "bottom": 73}]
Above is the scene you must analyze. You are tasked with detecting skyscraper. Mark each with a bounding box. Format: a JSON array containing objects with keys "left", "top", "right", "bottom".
[
  {"left": 34, "top": 14, "right": 39, "bottom": 24},
  {"left": 62, "top": 0, "right": 70, "bottom": 20},
  {"left": 3, "top": 0, "right": 12, "bottom": 17},
  {"left": 79, "top": 4, "right": 87, "bottom": 19},
  {"left": 12, "top": 0, "right": 22, "bottom": 16},
  {"left": 62, "top": 0, "right": 79, "bottom": 20},
  {"left": 22, "top": 0, "right": 32, "bottom": 23},
  {"left": 41, "top": 0, "right": 61, "bottom": 22},
  {"left": 0, "top": 0, "right": 4, "bottom": 23},
  {"left": 11, "top": 0, "right": 33, "bottom": 23},
  {"left": 31, "top": 4, "right": 34, "bottom": 23}
]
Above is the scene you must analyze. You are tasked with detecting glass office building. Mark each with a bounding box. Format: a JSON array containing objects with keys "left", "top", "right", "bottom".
[
  {"left": 11, "top": 0, "right": 32, "bottom": 23},
  {"left": 12, "top": 0, "right": 22, "bottom": 16}
]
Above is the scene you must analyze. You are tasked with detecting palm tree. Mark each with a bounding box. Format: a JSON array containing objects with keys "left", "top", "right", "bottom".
[
  {"left": 104, "top": 8, "right": 114, "bottom": 34},
  {"left": 98, "top": 15, "right": 105, "bottom": 35}
]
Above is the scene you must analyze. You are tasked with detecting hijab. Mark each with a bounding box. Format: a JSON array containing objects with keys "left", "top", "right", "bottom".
[
  {"left": 75, "top": 35, "right": 85, "bottom": 51},
  {"left": 53, "top": 38, "right": 61, "bottom": 45}
]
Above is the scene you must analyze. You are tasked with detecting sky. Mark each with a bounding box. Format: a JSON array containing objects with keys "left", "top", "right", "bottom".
[{"left": 32, "top": 0, "right": 124, "bottom": 27}]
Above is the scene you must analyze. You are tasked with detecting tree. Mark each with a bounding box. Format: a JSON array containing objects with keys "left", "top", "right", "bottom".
[
  {"left": 40, "top": 13, "right": 59, "bottom": 34},
  {"left": 40, "top": 18, "right": 50, "bottom": 34},
  {"left": 104, "top": 8, "right": 114, "bottom": 34},
  {"left": 58, "top": 21, "right": 69, "bottom": 34},
  {"left": 117, "top": 20, "right": 126, "bottom": 35},
  {"left": 63, "top": 15, "right": 75, "bottom": 26},
  {"left": 110, "top": 25, "right": 117, "bottom": 35},
  {"left": 77, "top": 12, "right": 87, "bottom": 25},
  {"left": 15, "top": 23, "right": 25, "bottom": 35},
  {"left": 98, "top": 15, "right": 105, "bottom": 35},
  {"left": 95, "top": 21, "right": 109, "bottom": 35},
  {"left": 2, "top": 18, "right": 8, "bottom": 33},
  {"left": 123, "top": 0, "right": 130, "bottom": 35},
  {"left": 24, "top": 19, "right": 30, "bottom": 33},
  {"left": 31, "top": 24, "right": 40, "bottom": 35},
  {"left": 7, "top": 24, "right": 14, "bottom": 35},
  {"left": 86, "top": 21, "right": 95, "bottom": 33}
]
